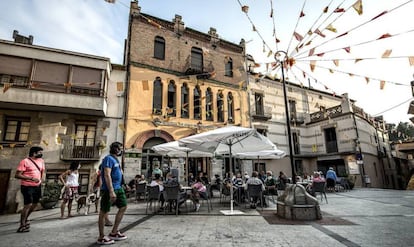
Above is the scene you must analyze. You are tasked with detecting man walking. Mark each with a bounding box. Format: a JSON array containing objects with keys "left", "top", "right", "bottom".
[
  {"left": 15, "top": 146, "right": 45, "bottom": 233},
  {"left": 96, "top": 142, "right": 128, "bottom": 245}
]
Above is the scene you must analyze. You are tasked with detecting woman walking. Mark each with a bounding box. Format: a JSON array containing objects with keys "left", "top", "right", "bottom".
[{"left": 59, "top": 161, "right": 80, "bottom": 218}]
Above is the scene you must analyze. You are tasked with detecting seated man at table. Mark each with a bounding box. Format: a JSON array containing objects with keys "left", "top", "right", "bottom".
[
  {"left": 164, "top": 173, "right": 187, "bottom": 212},
  {"left": 264, "top": 171, "right": 278, "bottom": 199},
  {"left": 232, "top": 173, "right": 245, "bottom": 205},
  {"left": 246, "top": 171, "right": 265, "bottom": 209}
]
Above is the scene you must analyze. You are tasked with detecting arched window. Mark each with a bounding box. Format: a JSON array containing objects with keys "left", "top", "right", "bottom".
[
  {"left": 193, "top": 86, "right": 201, "bottom": 120},
  {"left": 181, "top": 83, "right": 189, "bottom": 118},
  {"left": 205, "top": 88, "right": 213, "bottom": 121},
  {"left": 167, "top": 80, "right": 176, "bottom": 116},
  {"left": 227, "top": 92, "right": 234, "bottom": 123},
  {"left": 154, "top": 36, "right": 165, "bottom": 60},
  {"left": 191, "top": 47, "right": 203, "bottom": 72},
  {"left": 217, "top": 91, "right": 224, "bottom": 122},
  {"left": 152, "top": 77, "right": 163, "bottom": 115},
  {"left": 224, "top": 57, "right": 233, "bottom": 77}
]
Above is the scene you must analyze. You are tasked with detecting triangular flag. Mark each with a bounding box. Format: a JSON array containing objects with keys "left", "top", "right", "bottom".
[
  {"left": 305, "top": 40, "right": 312, "bottom": 46},
  {"left": 365, "top": 77, "right": 370, "bottom": 84},
  {"left": 333, "top": 60, "right": 339, "bottom": 66},
  {"left": 300, "top": 11, "right": 305, "bottom": 17},
  {"left": 329, "top": 68, "right": 334, "bottom": 73},
  {"left": 348, "top": 73, "right": 354, "bottom": 77},
  {"left": 343, "top": 47, "right": 351, "bottom": 53},
  {"left": 270, "top": 9, "right": 273, "bottom": 18},
  {"left": 314, "top": 29, "right": 326, "bottom": 38},
  {"left": 377, "top": 33, "right": 392, "bottom": 40},
  {"left": 352, "top": 0, "right": 363, "bottom": 15},
  {"left": 267, "top": 50, "right": 273, "bottom": 57},
  {"left": 334, "top": 8, "right": 345, "bottom": 13},
  {"left": 316, "top": 53, "right": 325, "bottom": 57},
  {"left": 380, "top": 81, "right": 385, "bottom": 90},
  {"left": 355, "top": 58, "right": 363, "bottom": 63},
  {"left": 241, "top": 5, "right": 249, "bottom": 13},
  {"left": 275, "top": 37, "right": 280, "bottom": 43},
  {"left": 238, "top": 81, "right": 245, "bottom": 89},
  {"left": 381, "top": 49, "right": 392, "bottom": 58},
  {"left": 105, "top": 0, "right": 116, "bottom": 3},
  {"left": 253, "top": 25, "right": 256, "bottom": 32},
  {"left": 323, "top": 6, "right": 329, "bottom": 13},
  {"left": 293, "top": 32, "right": 304, "bottom": 41},
  {"left": 372, "top": 11, "right": 388, "bottom": 21},
  {"left": 409, "top": 56, "right": 414, "bottom": 66},
  {"left": 310, "top": 61, "right": 316, "bottom": 72},
  {"left": 325, "top": 24, "right": 337, "bottom": 33},
  {"left": 2, "top": 83, "right": 12, "bottom": 93}
]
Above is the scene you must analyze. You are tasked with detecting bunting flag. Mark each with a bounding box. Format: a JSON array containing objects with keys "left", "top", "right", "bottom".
[
  {"left": 202, "top": 47, "right": 210, "bottom": 55},
  {"left": 334, "top": 8, "right": 345, "bottom": 13},
  {"left": 381, "top": 49, "right": 392, "bottom": 58},
  {"left": 305, "top": 40, "right": 312, "bottom": 46},
  {"left": 10, "top": 143, "right": 16, "bottom": 148},
  {"left": 310, "top": 61, "right": 316, "bottom": 72},
  {"left": 365, "top": 77, "right": 370, "bottom": 83},
  {"left": 238, "top": 80, "right": 245, "bottom": 89},
  {"left": 253, "top": 25, "right": 257, "bottom": 32},
  {"left": 352, "top": 0, "right": 363, "bottom": 15},
  {"left": 348, "top": 73, "right": 354, "bottom": 77},
  {"left": 118, "top": 124, "right": 125, "bottom": 132},
  {"left": 42, "top": 140, "right": 49, "bottom": 146},
  {"left": 377, "top": 33, "right": 392, "bottom": 40},
  {"left": 270, "top": 9, "right": 273, "bottom": 18},
  {"left": 56, "top": 136, "right": 62, "bottom": 144},
  {"left": 64, "top": 82, "right": 72, "bottom": 88},
  {"left": 241, "top": 5, "right": 249, "bottom": 13},
  {"left": 105, "top": 0, "right": 116, "bottom": 3},
  {"left": 343, "top": 47, "right": 351, "bottom": 53},
  {"left": 293, "top": 32, "right": 304, "bottom": 41},
  {"left": 300, "top": 11, "right": 305, "bottom": 17},
  {"left": 380, "top": 80, "right": 385, "bottom": 90},
  {"left": 329, "top": 68, "right": 334, "bottom": 73},
  {"left": 323, "top": 6, "right": 329, "bottom": 13},
  {"left": 267, "top": 50, "right": 273, "bottom": 57},
  {"left": 325, "top": 24, "right": 337, "bottom": 33},
  {"left": 316, "top": 53, "right": 325, "bottom": 57},
  {"left": 314, "top": 29, "right": 326, "bottom": 38},
  {"left": 355, "top": 58, "right": 363, "bottom": 63},
  {"left": 372, "top": 11, "right": 388, "bottom": 21},
  {"left": 409, "top": 56, "right": 414, "bottom": 66},
  {"left": 333, "top": 60, "right": 339, "bottom": 66},
  {"left": 0, "top": 145, "right": 3, "bottom": 150},
  {"left": 275, "top": 37, "right": 281, "bottom": 43}
]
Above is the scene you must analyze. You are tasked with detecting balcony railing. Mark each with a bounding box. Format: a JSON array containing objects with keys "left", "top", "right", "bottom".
[
  {"left": 61, "top": 138, "right": 100, "bottom": 160},
  {"left": 251, "top": 105, "right": 272, "bottom": 120}
]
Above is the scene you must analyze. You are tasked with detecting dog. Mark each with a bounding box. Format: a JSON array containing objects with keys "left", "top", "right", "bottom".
[{"left": 76, "top": 193, "right": 98, "bottom": 215}]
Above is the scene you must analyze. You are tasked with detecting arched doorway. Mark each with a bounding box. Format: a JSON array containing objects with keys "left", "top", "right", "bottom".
[{"left": 142, "top": 137, "right": 165, "bottom": 179}]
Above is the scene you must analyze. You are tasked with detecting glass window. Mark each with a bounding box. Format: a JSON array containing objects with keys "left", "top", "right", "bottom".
[
  {"left": 191, "top": 47, "right": 203, "bottom": 72},
  {"left": 255, "top": 93, "right": 264, "bottom": 115},
  {"left": 224, "top": 57, "right": 233, "bottom": 77},
  {"left": 3, "top": 117, "right": 30, "bottom": 142},
  {"left": 205, "top": 88, "right": 213, "bottom": 121},
  {"left": 167, "top": 80, "right": 176, "bottom": 116},
  {"left": 152, "top": 77, "right": 163, "bottom": 115},
  {"left": 217, "top": 91, "right": 224, "bottom": 122},
  {"left": 154, "top": 36, "right": 165, "bottom": 60},
  {"left": 193, "top": 86, "right": 201, "bottom": 120},
  {"left": 181, "top": 83, "right": 189, "bottom": 118}
]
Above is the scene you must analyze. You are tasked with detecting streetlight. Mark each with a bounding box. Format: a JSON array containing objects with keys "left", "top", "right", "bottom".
[{"left": 274, "top": 50, "right": 296, "bottom": 181}]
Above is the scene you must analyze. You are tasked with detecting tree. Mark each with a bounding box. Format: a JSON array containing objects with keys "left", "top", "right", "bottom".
[{"left": 388, "top": 122, "right": 414, "bottom": 142}]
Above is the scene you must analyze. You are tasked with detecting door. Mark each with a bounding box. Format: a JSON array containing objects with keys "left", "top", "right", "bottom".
[{"left": 0, "top": 170, "right": 11, "bottom": 214}]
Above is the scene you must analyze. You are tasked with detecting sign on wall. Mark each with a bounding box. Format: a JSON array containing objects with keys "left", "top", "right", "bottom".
[{"left": 348, "top": 161, "right": 360, "bottom": 175}]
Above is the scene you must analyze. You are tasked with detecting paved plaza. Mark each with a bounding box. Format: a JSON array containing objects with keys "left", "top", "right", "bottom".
[{"left": 0, "top": 188, "right": 413, "bottom": 247}]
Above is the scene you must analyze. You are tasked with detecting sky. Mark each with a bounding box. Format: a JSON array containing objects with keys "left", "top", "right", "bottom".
[{"left": 1, "top": 0, "right": 413, "bottom": 125}]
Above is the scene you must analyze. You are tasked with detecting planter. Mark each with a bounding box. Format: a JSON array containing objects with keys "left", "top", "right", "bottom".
[{"left": 41, "top": 200, "right": 58, "bottom": 209}]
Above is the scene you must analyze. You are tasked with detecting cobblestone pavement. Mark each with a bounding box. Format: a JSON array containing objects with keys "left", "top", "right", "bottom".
[{"left": 0, "top": 188, "right": 413, "bottom": 247}]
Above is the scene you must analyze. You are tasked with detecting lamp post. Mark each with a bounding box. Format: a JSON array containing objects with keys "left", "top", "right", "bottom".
[{"left": 275, "top": 51, "right": 296, "bottom": 180}]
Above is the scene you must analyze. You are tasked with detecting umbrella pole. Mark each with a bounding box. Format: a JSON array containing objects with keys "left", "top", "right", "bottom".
[
  {"left": 186, "top": 151, "right": 189, "bottom": 185},
  {"left": 229, "top": 143, "right": 234, "bottom": 213}
]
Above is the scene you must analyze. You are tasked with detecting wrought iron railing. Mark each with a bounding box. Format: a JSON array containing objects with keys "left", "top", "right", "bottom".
[{"left": 61, "top": 138, "right": 100, "bottom": 160}]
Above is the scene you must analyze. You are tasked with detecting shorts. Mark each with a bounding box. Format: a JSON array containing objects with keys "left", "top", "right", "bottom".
[
  {"left": 100, "top": 188, "right": 127, "bottom": 213},
  {"left": 62, "top": 186, "right": 79, "bottom": 202},
  {"left": 21, "top": 185, "right": 42, "bottom": 205}
]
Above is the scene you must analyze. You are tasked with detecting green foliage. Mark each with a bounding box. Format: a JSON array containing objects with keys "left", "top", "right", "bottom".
[
  {"left": 388, "top": 122, "right": 414, "bottom": 142},
  {"left": 41, "top": 181, "right": 62, "bottom": 202}
]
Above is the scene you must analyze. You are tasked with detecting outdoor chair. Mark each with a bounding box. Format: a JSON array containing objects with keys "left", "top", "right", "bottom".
[
  {"left": 312, "top": 181, "right": 328, "bottom": 203},
  {"left": 145, "top": 185, "right": 161, "bottom": 214},
  {"left": 245, "top": 184, "right": 264, "bottom": 210},
  {"left": 199, "top": 184, "right": 212, "bottom": 212},
  {"left": 135, "top": 183, "right": 147, "bottom": 201},
  {"left": 264, "top": 187, "right": 277, "bottom": 207},
  {"left": 163, "top": 185, "right": 186, "bottom": 216},
  {"left": 220, "top": 183, "right": 231, "bottom": 204}
]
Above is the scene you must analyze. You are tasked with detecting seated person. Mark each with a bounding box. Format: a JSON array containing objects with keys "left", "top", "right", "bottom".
[
  {"left": 246, "top": 171, "right": 265, "bottom": 209},
  {"left": 163, "top": 173, "right": 187, "bottom": 212},
  {"left": 232, "top": 173, "right": 245, "bottom": 204},
  {"left": 264, "top": 171, "right": 278, "bottom": 197},
  {"left": 308, "top": 172, "right": 325, "bottom": 196},
  {"left": 209, "top": 174, "right": 221, "bottom": 197},
  {"left": 190, "top": 177, "right": 207, "bottom": 212},
  {"left": 150, "top": 173, "right": 164, "bottom": 210}
]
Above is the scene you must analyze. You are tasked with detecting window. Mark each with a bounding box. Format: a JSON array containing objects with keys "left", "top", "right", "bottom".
[
  {"left": 227, "top": 93, "right": 234, "bottom": 123},
  {"left": 193, "top": 86, "right": 201, "bottom": 119},
  {"left": 289, "top": 99, "right": 297, "bottom": 120},
  {"left": 205, "top": 88, "right": 213, "bottom": 121},
  {"left": 154, "top": 36, "right": 165, "bottom": 60},
  {"left": 293, "top": 132, "right": 300, "bottom": 154},
  {"left": 191, "top": 47, "right": 203, "bottom": 72},
  {"left": 255, "top": 93, "right": 264, "bottom": 116},
  {"left": 324, "top": 127, "right": 338, "bottom": 153},
  {"left": 167, "top": 80, "right": 176, "bottom": 116},
  {"left": 256, "top": 128, "right": 267, "bottom": 136},
  {"left": 72, "top": 122, "right": 97, "bottom": 158},
  {"left": 0, "top": 74, "right": 29, "bottom": 88},
  {"left": 224, "top": 57, "right": 233, "bottom": 77},
  {"left": 152, "top": 77, "right": 163, "bottom": 115},
  {"left": 3, "top": 117, "right": 30, "bottom": 142},
  {"left": 217, "top": 92, "right": 224, "bottom": 122},
  {"left": 181, "top": 83, "right": 189, "bottom": 118}
]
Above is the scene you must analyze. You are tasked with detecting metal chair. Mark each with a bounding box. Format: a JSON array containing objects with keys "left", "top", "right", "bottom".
[
  {"left": 199, "top": 184, "right": 212, "bottom": 212},
  {"left": 135, "top": 183, "right": 147, "bottom": 201},
  {"left": 163, "top": 185, "right": 184, "bottom": 216},
  {"left": 245, "top": 184, "right": 264, "bottom": 210},
  {"left": 312, "top": 181, "right": 328, "bottom": 203},
  {"left": 219, "top": 183, "right": 231, "bottom": 204},
  {"left": 145, "top": 185, "right": 160, "bottom": 214}
]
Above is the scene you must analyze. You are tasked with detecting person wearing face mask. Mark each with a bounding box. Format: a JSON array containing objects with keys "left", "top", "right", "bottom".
[
  {"left": 263, "top": 171, "right": 278, "bottom": 207},
  {"left": 96, "top": 141, "right": 128, "bottom": 245},
  {"left": 15, "top": 146, "right": 45, "bottom": 233}
]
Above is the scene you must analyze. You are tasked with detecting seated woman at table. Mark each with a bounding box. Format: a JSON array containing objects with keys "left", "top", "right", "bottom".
[
  {"left": 307, "top": 172, "right": 325, "bottom": 195},
  {"left": 150, "top": 173, "right": 164, "bottom": 210},
  {"left": 190, "top": 177, "right": 207, "bottom": 212},
  {"left": 232, "top": 173, "right": 245, "bottom": 204}
]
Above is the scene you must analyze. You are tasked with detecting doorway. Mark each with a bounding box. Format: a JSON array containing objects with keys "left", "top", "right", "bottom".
[{"left": 0, "top": 170, "right": 11, "bottom": 214}]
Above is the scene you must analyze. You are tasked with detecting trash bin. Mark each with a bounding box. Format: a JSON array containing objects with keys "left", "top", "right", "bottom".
[{"left": 363, "top": 175, "right": 371, "bottom": 186}]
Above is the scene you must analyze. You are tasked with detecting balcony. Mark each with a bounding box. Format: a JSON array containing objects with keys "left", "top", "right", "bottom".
[
  {"left": 251, "top": 105, "right": 272, "bottom": 120},
  {"left": 0, "top": 83, "right": 107, "bottom": 116},
  {"left": 61, "top": 138, "right": 100, "bottom": 161},
  {"left": 290, "top": 113, "right": 305, "bottom": 125}
]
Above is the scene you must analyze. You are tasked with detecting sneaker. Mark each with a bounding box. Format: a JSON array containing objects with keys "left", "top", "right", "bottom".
[
  {"left": 105, "top": 221, "right": 113, "bottom": 227},
  {"left": 109, "top": 231, "right": 128, "bottom": 241},
  {"left": 96, "top": 236, "right": 115, "bottom": 245},
  {"left": 195, "top": 204, "right": 201, "bottom": 212}
]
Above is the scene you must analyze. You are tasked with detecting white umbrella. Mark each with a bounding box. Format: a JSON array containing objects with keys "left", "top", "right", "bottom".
[
  {"left": 152, "top": 141, "right": 212, "bottom": 183},
  {"left": 178, "top": 126, "right": 276, "bottom": 214},
  {"left": 236, "top": 147, "right": 286, "bottom": 160}
]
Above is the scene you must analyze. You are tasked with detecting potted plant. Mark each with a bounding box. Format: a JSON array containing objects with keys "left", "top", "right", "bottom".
[{"left": 40, "top": 181, "right": 62, "bottom": 209}]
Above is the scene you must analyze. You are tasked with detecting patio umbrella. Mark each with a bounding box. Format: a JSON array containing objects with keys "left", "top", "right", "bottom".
[
  {"left": 235, "top": 146, "right": 286, "bottom": 160},
  {"left": 152, "top": 141, "right": 212, "bottom": 182},
  {"left": 178, "top": 126, "right": 276, "bottom": 215}
]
